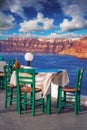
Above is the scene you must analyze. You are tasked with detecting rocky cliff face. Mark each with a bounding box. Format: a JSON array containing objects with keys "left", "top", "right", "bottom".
[
  {"left": 0, "top": 37, "right": 73, "bottom": 53},
  {"left": 60, "top": 36, "right": 87, "bottom": 58},
  {"left": 0, "top": 36, "right": 87, "bottom": 58}
]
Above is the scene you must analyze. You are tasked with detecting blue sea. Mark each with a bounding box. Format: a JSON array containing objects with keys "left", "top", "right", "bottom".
[{"left": 0, "top": 53, "right": 87, "bottom": 97}]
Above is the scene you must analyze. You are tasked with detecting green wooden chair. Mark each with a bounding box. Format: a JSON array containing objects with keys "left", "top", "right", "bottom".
[
  {"left": 0, "top": 56, "right": 4, "bottom": 61},
  {"left": 16, "top": 68, "right": 44, "bottom": 116},
  {"left": 0, "top": 73, "right": 4, "bottom": 89},
  {"left": 0, "top": 61, "right": 6, "bottom": 89},
  {"left": 8, "top": 59, "right": 15, "bottom": 66},
  {"left": 57, "top": 68, "right": 84, "bottom": 115},
  {"left": 4, "top": 65, "right": 17, "bottom": 108},
  {"left": 0, "top": 73, "right": 5, "bottom": 89}
]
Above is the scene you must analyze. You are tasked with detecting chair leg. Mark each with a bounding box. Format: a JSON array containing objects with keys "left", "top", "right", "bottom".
[
  {"left": 57, "top": 86, "right": 62, "bottom": 113},
  {"left": 31, "top": 92, "right": 35, "bottom": 116},
  {"left": 46, "top": 94, "right": 51, "bottom": 114},
  {"left": 56, "top": 86, "right": 59, "bottom": 109},
  {"left": 40, "top": 99, "right": 44, "bottom": 113},
  {"left": 0, "top": 77, "right": 5, "bottom": 89},
  {"left": 5, "top": 87, "right": 17, "bottom": 109},
  {"left": 9, "top": 89, "right": 13, "bottom": 105},
  {"left": 5, "top": 87, "right": 12, "bottom": 107},
  {"left": 61, "top": 91, "right": 66, "bottom": 109},
  {"left": 24, "top": 92, "right": 27, "bottom": 110},
  {"left": 78, "top": 93, "right": 80, "bottom": 111},
  {"left": 17, "top": 91, "right": 21, "bottom": 114},
  {"left": 75, "top": 94, "right": 78, "bottom": 115},
  {"left": 41, "top": 96, "right": 44, "bottom": 113},
  {"left": 5, "top": 88, "right": 8, "bottom": 108}
]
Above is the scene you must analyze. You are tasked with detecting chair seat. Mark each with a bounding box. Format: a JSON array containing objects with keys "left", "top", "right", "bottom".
[
  {"left": 21, "top": 86, "right": 42, "bottom": 92},
  {"left": 0, "top": 73, "right": 4, "bottom": 77},
  {"left": 7, "top": 84, "right": 16, "bottom": 88},
  {"left": 62, "top": 86, "right": 80, "bottom": 92}
]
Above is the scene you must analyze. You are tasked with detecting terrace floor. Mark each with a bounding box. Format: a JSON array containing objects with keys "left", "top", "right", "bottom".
[{"left": 0, "top": 89, "right": 87, "bottom": 130}]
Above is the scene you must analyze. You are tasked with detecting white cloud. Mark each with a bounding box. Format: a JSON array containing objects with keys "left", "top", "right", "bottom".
[
  {"left": 47, "top": 32, "right": 82, "bottom": 39},
  {"left": 60, "top": 16, "right": 87, "bottom": 32},
  {"left": 0, "top": 11, "right": 15, "bottom": 31},
  {"left": 57, "top": 0, "right": 87, "bottom": 32},
  {"left": 19, "top": 0, "right": 47, "bottom": 11},
  {"left": 19, "top": 12, "right": 54, "bottom": 33},
  {"left": 57, "top": 0, "right": 87, "bottom": 17},
  {"left": 19, "top": 20, "right": 42, "bottom": 33},
  {"left": 0, "top": 31, "right": 83, "bottom": 40},
  {"left": 47, "top": 33, "right": 58, "bottom": 38},
  {"left": 9, "top": 0, "right": 26, "bottom": 19},
  {"left": 0, "top": 0, "right": 47, "bottom": 19},
  {"left": 0, "top": 0, "right": 26, "bottom": 19}
]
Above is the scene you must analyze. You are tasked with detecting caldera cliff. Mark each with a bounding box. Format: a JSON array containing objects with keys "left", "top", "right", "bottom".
[
  {"left": 0, "top": 36, "right": 87, "bottom": 58},
  {"left": 59, "top": 36, "right": 87, "bottom": 58}
]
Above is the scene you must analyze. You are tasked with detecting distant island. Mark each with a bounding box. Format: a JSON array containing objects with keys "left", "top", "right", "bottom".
[{"left": 0, "top": 36, "right": 87, "bottom": 58}]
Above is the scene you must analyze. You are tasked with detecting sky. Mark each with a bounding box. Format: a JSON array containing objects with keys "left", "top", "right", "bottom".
[{"left": 0, "top": 0, "right": 87, "bottom": 40}]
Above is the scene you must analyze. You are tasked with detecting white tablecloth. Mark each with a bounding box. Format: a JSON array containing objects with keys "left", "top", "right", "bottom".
[
  {"left": 0, "top": 61, "right": 6, "bottom": 72},
  {"left": 10, "top": 69, "right": 69, "bottom": 98}
]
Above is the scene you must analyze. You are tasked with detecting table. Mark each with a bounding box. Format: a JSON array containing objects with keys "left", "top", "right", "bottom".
[
  {"left": 0, "top": 61, "right": 6, "bottom": 72},
  {"left": 10, "top": 68, "right": 69, "bottom": 96},
  {"left": 10, "top": 67, "right": 69, "bottom": 114},
  {"left": 0, "top": 61, "right": 6, "bottom": 88}
]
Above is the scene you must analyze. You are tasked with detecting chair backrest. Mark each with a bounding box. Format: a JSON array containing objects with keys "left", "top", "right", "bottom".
[
  {"left": 4, "top": 65, "right": 13, "bottom": 85},
  {"left": 16, "top": 68, "right": 35, "bottom": 91},
  {"left": 0, "top": 56, "right": 4, "bottom": 61},
  {"left": 8, "top": 59, "right": 15, "bottom": 66},
  {"left": 76, "top": 68, "right": 84, "bottom": 92}
]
